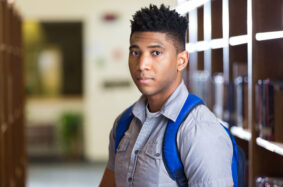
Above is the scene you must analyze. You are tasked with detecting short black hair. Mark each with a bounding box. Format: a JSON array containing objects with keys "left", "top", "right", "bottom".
[{"left": 130, "top": 4, "right": 188, "bottom": 52}]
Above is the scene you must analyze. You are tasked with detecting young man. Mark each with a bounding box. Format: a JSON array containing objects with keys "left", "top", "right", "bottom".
[{"left": 100, "top": 4, "right": 234, "bottom": 187}]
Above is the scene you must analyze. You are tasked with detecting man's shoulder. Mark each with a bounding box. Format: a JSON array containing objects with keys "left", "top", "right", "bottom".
[
  {"left": 113, "top": 105, "right": 132, "bottom": 125},
  {"left": 181, "top": 104, "right": 219, "bottom": 129},
  {"left": 177, "top": 104, "right": 232, "bottom": 146},
  {"left": 189, "top": 104, "right": 218, "bottom": 123},
  {"left": 112, "top": 102, "right": 138, "bottom": 128}
]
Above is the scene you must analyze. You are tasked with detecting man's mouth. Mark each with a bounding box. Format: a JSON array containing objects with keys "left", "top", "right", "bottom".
[{"left": 137, "top": 77, "right": 154, "bottom": 83}]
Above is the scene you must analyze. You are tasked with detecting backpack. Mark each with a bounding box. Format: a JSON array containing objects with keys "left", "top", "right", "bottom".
[{"left": 114, "top": 93, "right": 245, "bottom": 187}]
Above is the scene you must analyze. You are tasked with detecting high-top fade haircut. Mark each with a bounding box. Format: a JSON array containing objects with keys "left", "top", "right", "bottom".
[{"left": 130, "top": 4, "right": 188, "bottom": 52}]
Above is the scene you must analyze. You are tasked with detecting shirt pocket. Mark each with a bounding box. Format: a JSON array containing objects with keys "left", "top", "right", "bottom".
[
  {"left": 134, "top": 142, "right": 163, "bottom": 186},
  {"left": 116, "top": 135, "right": 130, "bottom": 153},
  {"left": 138, "top": 142, "right": 162, "bottom": 174},
  {"left": 145, "top": 142, "right": 162, "bottom": 160},
  {"left": 141, "top": 143, "right": 177, "bottom": 186}
]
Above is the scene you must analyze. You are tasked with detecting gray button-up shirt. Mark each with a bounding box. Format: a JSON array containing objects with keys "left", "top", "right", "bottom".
[{"left": 107, "top": 81, "right": 233, "bottom": 187}]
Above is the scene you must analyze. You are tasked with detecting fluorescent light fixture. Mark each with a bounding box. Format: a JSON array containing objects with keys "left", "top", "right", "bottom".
[
  {"left": 229, "top": 35, "right": 248, "bottom": 46},
  {"left": 210, "top": 38, "right": 227, "bottom": 49},
  {"left": 195, "top": 41, "right": 210, "bottom": 51},
  {"left": 175, "top": 0, "right": 210, "bottom": 15},
  {"left": 255, "top": 30, "right": 283, "bottom": 41}
]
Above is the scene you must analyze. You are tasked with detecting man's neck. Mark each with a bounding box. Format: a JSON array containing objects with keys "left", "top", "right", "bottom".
[{"left": 147, "top": 79, "right": 182, "bottom": 113}]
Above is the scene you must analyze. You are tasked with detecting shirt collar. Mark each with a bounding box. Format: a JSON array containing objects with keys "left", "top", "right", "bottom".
[
  {"left": 160, "top": 80, "right": 189, "bottom": 122},
  {"left": 132, "top": 80, "right": 189, "bottom": 123},
  {"left": 132, "top": 95, "right": 147, "bottom": 123}
]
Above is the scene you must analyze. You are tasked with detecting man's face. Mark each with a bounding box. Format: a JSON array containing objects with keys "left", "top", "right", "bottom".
[{"left": 129, "top": 32, "right": 182, "bottom": 98}]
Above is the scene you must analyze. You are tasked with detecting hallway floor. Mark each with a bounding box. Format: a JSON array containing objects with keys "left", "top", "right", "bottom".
[{"left": 27, "top": 162, "right": 106, "bottom": 187}]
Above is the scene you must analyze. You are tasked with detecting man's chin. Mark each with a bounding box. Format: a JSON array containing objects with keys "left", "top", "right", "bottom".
[
  {"left": 134, "top": 83, "right": 158, "bottom": 96},
  {"left": 138, "top": 88, "right": 154, "bottom": 96}
]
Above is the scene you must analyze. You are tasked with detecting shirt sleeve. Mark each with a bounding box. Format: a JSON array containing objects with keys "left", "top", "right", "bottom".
[
  {"left": 106, "top": 116, "right": 120, "bottom": 171},
  {"left": 177, "top": 105, "right": 234, "bottom": 187}
]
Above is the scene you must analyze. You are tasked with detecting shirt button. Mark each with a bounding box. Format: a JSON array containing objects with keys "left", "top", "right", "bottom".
[
  {"left": 155, "top": 153, "right": 160, "bottom": 157},
  {"left": 128, "top": 177, "right": 133, "bottom": 182},
  {"left": 135, "top": 150, "right": 139, "bottom": 155}
]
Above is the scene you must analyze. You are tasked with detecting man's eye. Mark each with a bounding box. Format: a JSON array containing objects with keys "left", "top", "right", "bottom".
[
  {"left": 130, "top": 51, "right": 139, "bottom": 56},
  {"left": 152, "top": 51, "right": 161, "bottom": 56}
]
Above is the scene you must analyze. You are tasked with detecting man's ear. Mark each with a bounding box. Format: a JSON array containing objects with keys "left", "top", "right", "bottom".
[{"left": 177, "top": 50, "right": 189, "bottom": 72}]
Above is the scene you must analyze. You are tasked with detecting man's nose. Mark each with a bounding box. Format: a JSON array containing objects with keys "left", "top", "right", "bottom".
[{"left": 138, "top": 53, "right": 151, "bottom": 71}]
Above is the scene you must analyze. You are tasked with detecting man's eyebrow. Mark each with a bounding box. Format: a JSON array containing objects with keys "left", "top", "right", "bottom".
[
  {"left": 129, "top": 45, "right": 139, "bottom": 50},
  {"left": 147, "top": 45, "right": 165, "bottom": 49},
  {"left": 129, "top": 44, "right": 165, "bottom": 50}
]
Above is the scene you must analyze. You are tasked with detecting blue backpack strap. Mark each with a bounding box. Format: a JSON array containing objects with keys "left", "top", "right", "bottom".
[
  {"left": 115, "top": 104, "right": 135, "bottom": 153},
  {"left": 163, "top": 94, "right": 204, "bottom": 187},
  {"left": 220, "top": 124, "right": 239, "bottom": 187}
]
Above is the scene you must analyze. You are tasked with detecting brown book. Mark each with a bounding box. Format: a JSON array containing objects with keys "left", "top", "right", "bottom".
[{"left": 233, "top": 63, "right": 247, "bottom": 80}]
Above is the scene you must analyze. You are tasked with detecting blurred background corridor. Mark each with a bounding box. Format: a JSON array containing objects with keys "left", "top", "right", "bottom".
[{"left": 0, "top": 0, "right": 177, "bottom": 186}]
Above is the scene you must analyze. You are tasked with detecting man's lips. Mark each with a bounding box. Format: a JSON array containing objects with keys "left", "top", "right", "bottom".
[{"left": 137, "top": 77, "right": 154, "bottom": 83}]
